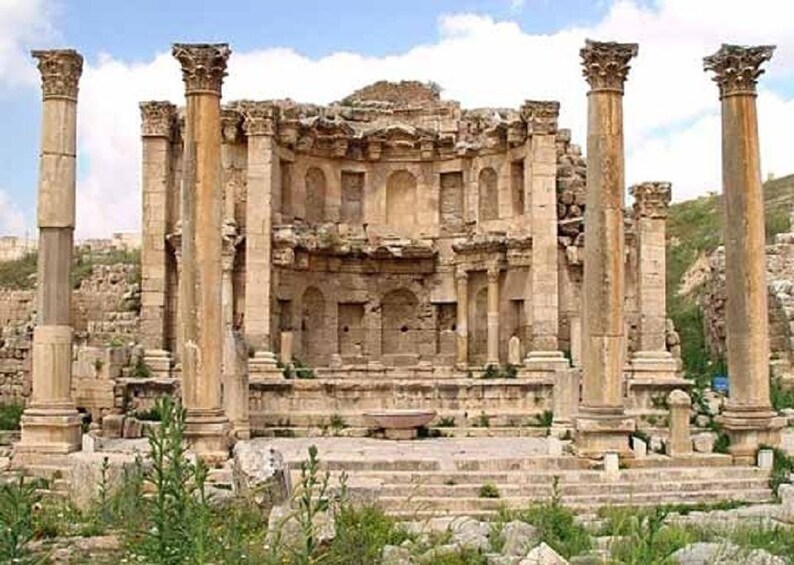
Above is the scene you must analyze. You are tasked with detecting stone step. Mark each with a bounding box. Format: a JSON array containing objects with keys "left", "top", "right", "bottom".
[
  {"left": 376, "top": 489, "right": 774, "bottom": 516},
  {"left": 258, "top": 426, "right": 553, "bottom": 439},
  {"left": 286, "top": 456, "right": 588, "bottom": 473},
  {"left": 355, "top": 477, "right": 770, "bottom": 499}
]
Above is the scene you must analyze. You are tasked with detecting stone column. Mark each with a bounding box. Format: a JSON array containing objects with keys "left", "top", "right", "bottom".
[
  {"left": 18, "top": 50, "right": 83, "bottom": 455},
  {"left": 486, "top": 265, "right": 500, "bottom": 366},
  {"left": 455, "top": 269, "right": 469, "bottom": 367},
  {"left": 575, "top": 40, "right": 638, "bottom": 458},
  {"left": 241, "top": 101, "right": 280, "bottom": 375},
  {"left": 140, "top": 101, "right": 177, "bottom": 379},
  {"left": 704, "top": 44, "right": 784, "bottom": 459},
  {"left": 628, "top": 182, "right": 682, "bottom": 394},
  {"left": 172, "top": 43, "right": 231, "bottom": 461},
  {"left": 221, "top": 220, "right": 247, "bottom": 439},
  {"left": 522, "top": 101, "right": 568, "bottom": 372}
]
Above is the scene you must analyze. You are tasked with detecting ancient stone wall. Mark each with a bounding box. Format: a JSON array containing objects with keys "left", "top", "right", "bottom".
[
  {"left": 0, "top": 262, "right": 140, "bottom": 405},
  {"left": 701, "top": 225, "right": 794, "bottom": 383}
]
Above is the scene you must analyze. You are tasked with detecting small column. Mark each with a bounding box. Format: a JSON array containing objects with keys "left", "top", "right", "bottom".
[
  {"left": 575, "top": 40, "right": 638, "bottom": 458},
  {"left": 140, "top": 101, "right": 177, "bottom": 379},
  {"left": 455, "top": 269, "right": 469, "bottom": 367},
  {"left": 18, "top": 50, "right": 84, "bottom": 455},
  {"left": 704, "top": 44, "right": 784, "bottom": 459},
  {"left": 172, "top": 43, "right": 231, "bottom": 461},
  {"left": 667, "top": 390, "right": 692, "bottom": 457},
  {"left": 221, "top": 220, "right": 247, "bottom": 439},
  {"left": 240, "top": 101, "right": 280, "bottom": 374},
  {"left": 522, "top": 101, "right": 568, "bottom": 372},
  {"left": 486, "top": 265, "right": 500, "bottom": 366},
  {"left": 628, "top": 183, "right": 682, "bottom": 396}
]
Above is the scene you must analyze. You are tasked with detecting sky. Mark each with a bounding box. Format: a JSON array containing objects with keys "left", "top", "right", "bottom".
[{"left": 2, "top": 0, "right": 794, "bottom": 237}]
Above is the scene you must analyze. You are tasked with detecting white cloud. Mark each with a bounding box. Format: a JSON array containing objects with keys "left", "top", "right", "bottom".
[
  {"left": 0, "top": 187, "right": 28, "bottom": 235},
  {"left": 72, "top": 0, "right": 794, "bottom": 236},
  {"left": 0, "top": 0, "right": 55, "bottom": 89}
]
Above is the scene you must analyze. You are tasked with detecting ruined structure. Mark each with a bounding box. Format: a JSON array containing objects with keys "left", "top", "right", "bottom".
[{"left": 138, "top": 72, "right": 684, "bottom": 435}]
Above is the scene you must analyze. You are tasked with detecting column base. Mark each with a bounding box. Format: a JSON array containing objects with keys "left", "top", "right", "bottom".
[
  {"left": 627, "top": 352, "right": 689, "bottom": 416},
  {"left": 16, "top": 403, "right": 82, "bottom": 455},
  {"left": 184, "top": 408, "right": 231, "bottom": 465},
  {"left": 552, "top": 368, "right": 580, "bottom": 428},
  {"left": 524, "top": 350, "right": 570, "bottom": 372},
  {"left": 143, "top": 349, "right": 172, "bottom": 379},
  {"left": 718, "top": 406, "right": 785, "bottom": 463},
  {"left": 249, "top": 350, "right": 282, "bottom": 378},
  {"left": 574, "top": 407, "right": 635, "bottom": 459},
  {"left": 628, "top": 350, "right": 680, "bottom": 378}
]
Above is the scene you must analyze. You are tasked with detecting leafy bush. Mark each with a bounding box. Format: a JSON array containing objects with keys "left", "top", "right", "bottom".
[
  {"left": 478, "top": 483, "right": 500, "bottom": 499},
  {"left": 134, "top": 405, "right": 162, "bottom": 422},
  {"left": 0, "top": 403, "right": 23, "bottom": 430},
  {"left": 325, "top": 504, "right": 410, "bottom": 564},
  {"left": 771, "top": 377, "right": 794, "bottom": 411},
  {"left": 511, "top": 499, "right": 592, "bottom": 558}
]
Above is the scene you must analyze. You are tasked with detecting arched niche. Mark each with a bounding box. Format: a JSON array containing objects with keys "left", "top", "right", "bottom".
[
  {"left": 381, "top": 288, "right": 419, "bottom": 355},
  {"left": 478, "top": 167, "right": 499, "bottom": 221},
  {"left": 386, "top": 170, "right": 417, "bottom": 232},
  {"left": 305, "top": 167, "right": 326, "bottom": 224},
  {"left": 301, "top": 286, "right": 325, "bottom": 365}
]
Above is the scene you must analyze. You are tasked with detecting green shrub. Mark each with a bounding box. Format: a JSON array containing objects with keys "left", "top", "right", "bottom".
[
  {"left": 437, "top": 416, "right": 457, "bottom": 428},
  {"left": 478, "top": 483, "right": 500, "bottom": 499},
  {"left": 0, "top": 403, "right": 23, "bottom": 431},
  {"left": 513, "top": 499, "right": 592, "bottom": 558},
  {"left": 325, "top": 504, "right": 410, "bottom": 564},
  {"left": 134, "top": 405, "right": 162, "bottom": 422},
  {"left": 767, "top": 447, "right": 794, "bottom": 497},
  {"left": 714, "top": 432, "right": 731, "bottom": 454},
  {"left": 771, "top": 377, "right": 794, "bottom": 411},
  {"left": 482, "top": 364, "right": 500, "bottom": 379}
]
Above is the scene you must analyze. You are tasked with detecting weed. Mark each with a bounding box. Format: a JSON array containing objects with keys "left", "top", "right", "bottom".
[
  {"left": 329, "top": 413, "right": 347, "bottom": 432},
  {"left": 437, "top": 416, "right": 457, "bottom": 428},
  {"left": 482, "top": 364, "right": 500, "bottom": 379},
  {"left": 130, "top": 357, "right": 152, "bottom": 379},
  {"left": 509, "top": 498, "right": 592, "bottom": 558},
  {"left": 478, "top": 483, "right": 501, "bottom": 499},
  {"left": 713, "top": 432, "right": 731, "bottom": 454},
  {"left": 771, "top": 377, "right": 794, "bottom": 411},
  {"left": 134, "top": 405, "right": 162, "bottom": 421},
  {"left": 0, "top": 475, "right": 41, "bottom": 561},
  {"left": 767, "top": 446, "right": 794, "bottom": 497},
  {"left": 93, "top": 358, "right": 104, "bottom": 374},
  {"left": 476, "top": 412, "right": 490, "bottom": 428}
]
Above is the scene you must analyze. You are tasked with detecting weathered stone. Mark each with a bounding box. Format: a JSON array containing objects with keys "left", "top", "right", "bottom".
[
  {"left": 102, "top": 414, "right": 124, "bottom": 439},
  {"left": 521, "top": 542, "right": 569, "bottom": 565},
  {"left": 670, "top": 542, "right": 742, "bottom": 564},
  {"left": 122, "top": 416, "right": 142, "bottom": 439},
  {"left": 501, "top": 521, "right": 540, "bottom": 556},
  {"left": 692, "top": 432, "right": 716, "bottom": 453},
  {"left": 450, "top": 517, "right": 490, "bottom": 551},
  {"left": 382, "top": 544, "right": 414, "bottom": 565},
  {"left": 267, "top": 503, "right": 335, "bottom": 552},
  {"left": 232, "top": 440, "right": 290, "bottom": 511}
]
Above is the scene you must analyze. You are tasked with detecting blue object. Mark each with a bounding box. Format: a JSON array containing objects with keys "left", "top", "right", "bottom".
[{"left": 712, "top": 375, "right": 729, "bottom": 394}]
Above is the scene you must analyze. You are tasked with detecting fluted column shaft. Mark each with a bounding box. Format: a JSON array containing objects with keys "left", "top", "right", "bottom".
[
  {"left": 486, "top": 266, "right": 500, "bottom": 366},
  {"left": 704, "top": 43, "right": 783, "bottom": 458},
  {"left": 455, "top": 270, "right": 469, "bottom": 367},
  {"left": 575, "top": 40, "right": 638, "bottom": 457},
  {"left": 19, "top": 49, "right": 84, "bottom": 454},
  {"left": 173, "top": 43, "right": 231, "bottom": 460}
]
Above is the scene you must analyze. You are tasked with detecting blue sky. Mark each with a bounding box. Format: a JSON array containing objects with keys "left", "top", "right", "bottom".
[{"left": 1, "top": 0, "right": 794, "bottom": 237}]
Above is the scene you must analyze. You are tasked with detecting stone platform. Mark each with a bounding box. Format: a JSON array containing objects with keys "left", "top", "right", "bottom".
[{"left": 263, "top": 437, "right": 774, "bottom": 518}]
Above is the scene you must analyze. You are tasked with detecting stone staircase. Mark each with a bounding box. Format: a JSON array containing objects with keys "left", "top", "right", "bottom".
[{"left": 283, "top": 449, "right": 774, "bottom": 519}]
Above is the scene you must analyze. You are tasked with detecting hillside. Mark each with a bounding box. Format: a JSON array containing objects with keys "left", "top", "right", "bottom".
[{"left": 666, "top": 173, "right": 794, "bottom": 377}]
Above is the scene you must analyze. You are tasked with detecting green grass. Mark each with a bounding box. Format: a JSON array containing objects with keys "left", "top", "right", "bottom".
[{"left": 0, "top": 252, "right": 37, "bottom": 289}]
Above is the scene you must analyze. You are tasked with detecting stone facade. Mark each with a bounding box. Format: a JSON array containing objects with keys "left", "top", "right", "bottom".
[{"left": 139, "top": 79, "right": 678, "bottom": 400}]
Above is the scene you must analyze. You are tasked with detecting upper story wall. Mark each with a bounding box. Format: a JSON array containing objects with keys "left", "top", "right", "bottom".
[{"left": 153, "top": 82, "right": 568, "bottom": 243}]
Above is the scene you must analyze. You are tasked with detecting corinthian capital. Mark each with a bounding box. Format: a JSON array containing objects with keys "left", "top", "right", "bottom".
[
  {"left": 704, "top": 44, "right": 775, "bottom": 98},
  {"left": 32, "top": 49, "right": 83, "bottom": 100},
  {"left": 140, "top": 101, "right": 177, "bottom": 138},
  {"left": 580, "top": 39, "right": 638, "bottom": 94},
  {"left": 239, "top": 101, "right": 278, "bottom": 137},
  {"left": 172, "top": 43, "right": 230, "bottom": 95},
  {"left": 630, "top": 182, "right": 671, "bottom": 219},
  {"left": 521, "top": 100, "right": 560, "bottom": 135}
]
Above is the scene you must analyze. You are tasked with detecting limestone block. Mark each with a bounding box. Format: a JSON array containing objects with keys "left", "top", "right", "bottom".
[
  {"left": 267, "top": 503, "right": 335, "bottom": 551},
  {"left": 757, "top": 448, "right": 774, "bottom": 470},
  {"left": 520, "top": 542, "right": 568, "bottom": 564},
  {"left": 776, "top": 484, "right": 794, "bottom": 523},
  {"left": 603, "top": 452, "right": 619, "bottom": 475},
  {"left": 381, "top": 545, "right": 414, "bottom": 565},
  {"left": 37, "top": 153, "right": 76, "bottom": 227},
  {"left": 232, "top": 440, "right": 290, "bottom": 511},
  {"left": 450, "top": 517, "right": 490, "bottom": 551},
  {"left": 501, "top": 521, "right": 540, "bottom": 556},
  {"left": 122, "top": 417, "right": 142, "bottom": 439},
  {"left": 631, "top": 436, "right": 647, "bottom": 458},
  {"left": 692, "top": 432, "right": 716, "bottom": 453},
  {"left": 667, "top": 389, "right": 692, "bottom": 457},
  {"left": 508, "top": 336, "right": 522, "bottom": 365},
  {"left": 69, "top": 452, "right": 146, "bottom": 511},
  {"left": 102, "top": 414, "right": 124, "bottom": 439}
]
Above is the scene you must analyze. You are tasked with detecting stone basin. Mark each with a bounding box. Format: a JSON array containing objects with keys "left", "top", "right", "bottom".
[{"left": 363, "top": 409, "right": 437, "bottom": 440}]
